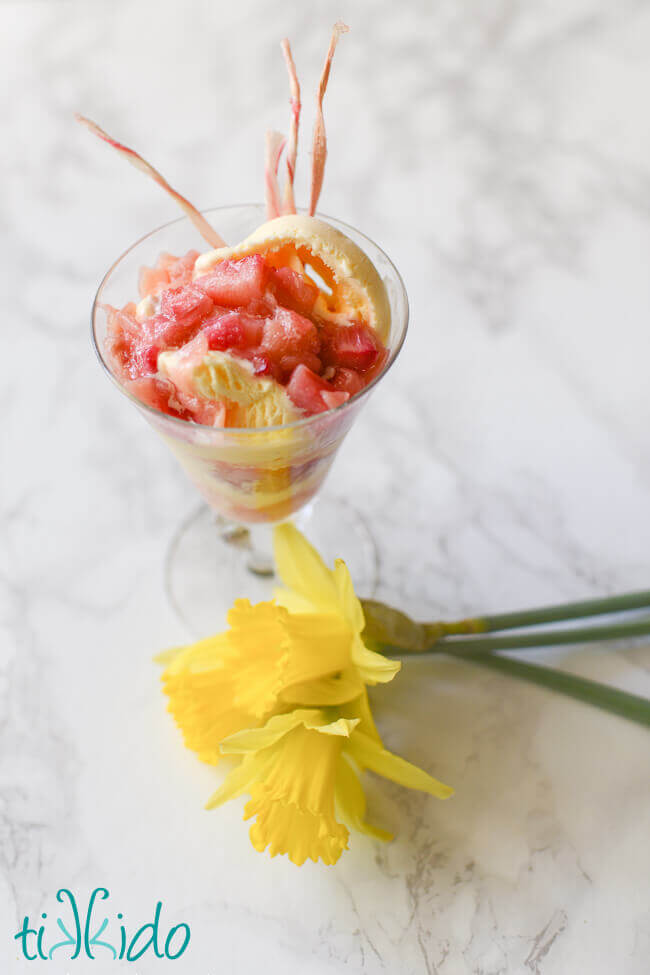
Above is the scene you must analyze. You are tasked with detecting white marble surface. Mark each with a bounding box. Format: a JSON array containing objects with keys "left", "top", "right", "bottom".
[{"left": 3, "top": 0, "right": 650, "bottom": 972}]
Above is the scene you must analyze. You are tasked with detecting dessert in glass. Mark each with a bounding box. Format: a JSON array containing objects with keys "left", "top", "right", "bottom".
[{"left": 86, "top": 25, "right": 408, "bottom": 632}]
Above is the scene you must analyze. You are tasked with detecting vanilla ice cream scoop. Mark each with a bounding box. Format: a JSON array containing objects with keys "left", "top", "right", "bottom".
[
  {"left": 159, "top": 347, "right": 300, "bottom": 428},
  {"left": 194, "top": 215, "right": 391, "bottom": 343}
]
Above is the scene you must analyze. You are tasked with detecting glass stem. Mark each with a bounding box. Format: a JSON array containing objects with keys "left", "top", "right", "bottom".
[{"left": 245, "top": 523, "right": 276, "bottom": 577}]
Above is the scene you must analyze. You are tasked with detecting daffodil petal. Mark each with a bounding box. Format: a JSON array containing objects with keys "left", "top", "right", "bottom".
[
  {"left": 347, "top": 730, "right": 454, "bottom": 800},
  {"left": 221, "top": 709, "right": 359, "bottom": 755},
  {"left": 314, "top": 717, "right": 359, "bottom": 737},
  {"left": 220, "top": 710, "right": 319, "bottom": 754},
  {"left": 162, "top": 632, "right": 232, "bottom": 677},
  {"left": 281, "top": 668, "right": 364, "bottom": 707},
  {"left": 333, "top": 559, "right": 365, "bottom": 632},
  {"left": 335, "top": 753, "right": 393, "bottom": 842},
  {"left": 351, "top": 634, "right": 402, "bottom": 685},
  {"left": 205, "top": 757, "right": 258, "bottom": 810},
  {"left": 272, "top": 587, "right": 316, "bottom": 614},
  {"left": 246, "top": 792, "right": 349, "bottom": 866},
  {"left": 273, "top": 523, "right": 339, "bottom": 612},
  {"left": 154, "top": 646, "right": 185, "bottom": 666},
  {"left": 340, "top": 689, "right": 384, "bottom": 745}
]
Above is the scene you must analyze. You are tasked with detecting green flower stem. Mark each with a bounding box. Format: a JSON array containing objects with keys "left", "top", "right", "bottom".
[
  {"left": 362, "top": 595, "right": 650, "bottom": 730},
  {"left": 380, "top": 638, "right": 650, "bottom": 729},
  {"left": 445, "top": 651, "right": 650, "bottom": 729},
  {"left": 475, "top": 589, "right": 650, "bottom": 634},
  {"left": 361, "top": 591, "right": 650, "bottom": 653},
  {"left": 426, "top": 617, "right": 650, "bottom": 654}
]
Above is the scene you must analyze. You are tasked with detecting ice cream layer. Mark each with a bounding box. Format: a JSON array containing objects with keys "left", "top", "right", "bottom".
[{"left": 159, "top": 347, "right": 300, "bottom": 428}]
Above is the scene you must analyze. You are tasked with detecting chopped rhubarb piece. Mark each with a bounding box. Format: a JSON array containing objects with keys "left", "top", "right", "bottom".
[
  {"left": 204, "top": 311, "right": 265, "bottom": 351},
  {"left": 157, "top": 252, "right": 180, "bottom": 272},
  {"left": 104, "top": 305, "right": 140, "bottom": 379},
  {"left": 143, "top": 313, "right": 200, "bottom": 352},
  {"left": 278, "top": 352, "right": 322, "bottom": 376},
  {"left": 166, "top": 250, "right": 200, "bottom": 287},
  {"left": 321, "top": 390, "right": 349, "bottom": 410},
  {"left": 139, "top": 251, "right": 198, "bottom": 299},
  {"left": 246, "top": 352, "right": 274, "bottom": 376},
  {"left": 164, "top": 384, "right": 227, "bottom": 427},
  {"left": 232, "top": 347, "right": 278, "bottom": 377},
  {"left": 196, "top": 255, "right": 270, "bottom": 308},
  {"left": 204, "top": 316, "right": 244, "bottom": 352},
  {"left": 331, "top": 367, "right": 364, "bottom": 395},
  {"left": 246, "top": 297, "right": 274, "bottom": 318},
  {"left": 133, "top": 340, "right": 163, "bottom": 376},
  {"left": 139, "top": 265, "right": 169, "bottom": 299},
  {"left": 106, "top": 303, "right": 139, "bottom": 342},
  {"left": 261, "top": 307, "right": 320, "bottom": 361},
  {"left": 160, "top": 284, "right": 213, "bottom": 327},
  {"left": 128, "top": 377, "right": 187, "bottom": 418},
  {"left": 285, "top": 364, "right": 335, "bottom": 414},
  {"left": 268, "top": 265, "right": 319, "bottom": 315},
  {"left": 184, "top": 396, "right": 226, "bottom": 427},
  {"left": 320, "top": 322, "right": 379, "bottom": 372},
  {"left": 360, "top": 346, "right": 389, "bottom": 385}
]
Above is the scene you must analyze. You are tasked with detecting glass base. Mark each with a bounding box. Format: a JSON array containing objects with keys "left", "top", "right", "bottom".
[{"left": 164, "top": 495, "right": 379, "bottom": 637}]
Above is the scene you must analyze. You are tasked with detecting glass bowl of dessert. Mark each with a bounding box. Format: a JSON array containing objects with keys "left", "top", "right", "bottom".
[{"left": 85, "top": 25, "right": 408, "bottom": 631}]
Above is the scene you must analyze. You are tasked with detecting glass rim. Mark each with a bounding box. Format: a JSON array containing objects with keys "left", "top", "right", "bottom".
[{"left": 91, "top": 203, "right": 410, "bottom": 435}]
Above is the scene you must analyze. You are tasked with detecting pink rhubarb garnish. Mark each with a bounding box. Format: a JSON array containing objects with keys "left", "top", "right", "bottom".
[
  {"left": 264, "top": 130, "right": 286, "bottom": 220},
  {"left": 76, "top": 115, "right": 226, "bottom": 248},
  {"left": 309, "top": 21, "right": 349, "bottom": 216},
  {"left": 281, "top": 38, "right": 301, "bottom": 215}
]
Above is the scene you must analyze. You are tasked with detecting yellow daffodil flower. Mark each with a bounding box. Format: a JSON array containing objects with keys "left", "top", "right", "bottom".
[
  {"left": 159, "top": 524, "right": 401, "bottom": 763},
  {"left": 207, "top": 708, "right": 453, "bottom": 866},
  {"left": 158, "top": 523, "right": 454, "bottom": 866}
]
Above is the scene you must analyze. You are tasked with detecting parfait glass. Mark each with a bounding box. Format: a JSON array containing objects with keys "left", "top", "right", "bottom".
[{"left": 92, "top": 205, "right": 408, "bottom": 634}]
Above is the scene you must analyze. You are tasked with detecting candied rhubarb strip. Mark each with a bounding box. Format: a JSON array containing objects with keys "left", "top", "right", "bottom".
[
  {"left": 309, "top": 21, "right": 349, "bottom": 217},
  {"left": 76, "top": 115, "right": 226, "bottom": 248},
  {"left": 264, "top": 129, "right": 286, "bottom": 220},
  {"left": 280, "top": 38, "right": 301, "bottom": 215}
]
